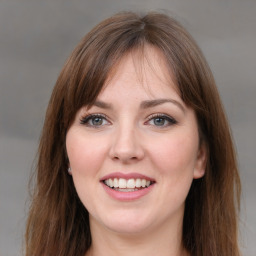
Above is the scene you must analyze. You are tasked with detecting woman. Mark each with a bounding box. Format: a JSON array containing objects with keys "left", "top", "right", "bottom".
[{"left": 25, "top": 12, "right": 241, "bottom": 256}]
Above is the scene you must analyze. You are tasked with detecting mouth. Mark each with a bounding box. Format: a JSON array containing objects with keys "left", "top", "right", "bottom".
[
  {"left": 101, "top": 173, "right": 155, "bottom": 200},
  {"left": 102, "top": 178, "right": 155, "bottom": 192}
]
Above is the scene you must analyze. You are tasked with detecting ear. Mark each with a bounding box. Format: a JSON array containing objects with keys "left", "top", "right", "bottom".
[
  {"left": 193, "top": 142, "right": 207, "bottom": 179},
  {"left": 68, "top": 167, "right": 72, "bottom": 175}
]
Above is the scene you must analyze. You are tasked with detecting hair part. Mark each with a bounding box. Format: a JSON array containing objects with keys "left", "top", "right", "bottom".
[{"left": 25, "top": 11, "right": 241, "bottom": 256}]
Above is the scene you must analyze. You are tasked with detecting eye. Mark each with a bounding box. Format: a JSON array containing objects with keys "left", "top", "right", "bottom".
[
  {"left": 80, "top": 114, "right": 110, "bottom": 127},
  {"left": 146, "top": 114, "right": 177, "bottom": 127}
]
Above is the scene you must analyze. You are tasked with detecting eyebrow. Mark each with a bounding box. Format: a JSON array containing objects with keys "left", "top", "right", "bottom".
[
  {"left": 140, "top": 99, "right": 185, "bottom": 112},
  {"left": 93, "top": 101, "right": 112, "bottom": 109},
  {"left": 92, "top": 98, "right": 185, "bottom": 112}
]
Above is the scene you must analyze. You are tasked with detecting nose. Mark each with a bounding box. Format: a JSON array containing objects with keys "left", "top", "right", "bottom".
[{"left": 109, "top": 125, "right": 145, "bottom": 163}]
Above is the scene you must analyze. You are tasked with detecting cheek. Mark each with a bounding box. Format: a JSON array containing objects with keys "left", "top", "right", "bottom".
[
  {"left": 149, "top": 132, "right": 199, "bottom": 177},
  {"left": 66, "top": 130, "right": 107, "bottom": 177},
  {"left": 66, "top": 130, "right": 108, "bottom": 211}
]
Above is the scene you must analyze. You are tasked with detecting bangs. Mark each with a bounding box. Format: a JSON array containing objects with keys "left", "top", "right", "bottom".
[
  {"left": 59, "top": 11, "right": 211, "bottom": 133},
  {"left": 62, "top": 22, "right": 147, "bottom": 127}
]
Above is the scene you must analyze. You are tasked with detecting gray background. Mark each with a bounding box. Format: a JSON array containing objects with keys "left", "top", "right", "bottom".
[{"left": 0, "top": 0, "right": 255, "bottom": 255}]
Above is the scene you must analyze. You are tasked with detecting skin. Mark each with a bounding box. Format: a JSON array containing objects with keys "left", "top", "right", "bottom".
[{"left": 66, "top": 46, "right": 206, "bottom": 256}]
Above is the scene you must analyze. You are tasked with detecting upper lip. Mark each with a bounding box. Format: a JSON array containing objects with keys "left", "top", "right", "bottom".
[{"left": 100, "top": 172, "right": 155, "bottom": 181}]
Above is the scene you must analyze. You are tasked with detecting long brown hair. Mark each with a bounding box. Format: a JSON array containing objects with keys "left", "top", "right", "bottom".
[{"left": 25, "top": 12, "right": 241, "bottom": 256}]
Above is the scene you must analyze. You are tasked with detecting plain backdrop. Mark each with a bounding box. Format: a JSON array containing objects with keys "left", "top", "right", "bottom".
[{"left": 0, "top": 0, "right": 255, "bottom": 255}]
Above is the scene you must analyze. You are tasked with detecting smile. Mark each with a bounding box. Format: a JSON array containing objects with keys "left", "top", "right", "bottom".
[
  {"left": 103, "top": 178, "right": 154, "bottom": 191},
  {"left": 101, "top": 173, "right": 155, "bottom": 200}
]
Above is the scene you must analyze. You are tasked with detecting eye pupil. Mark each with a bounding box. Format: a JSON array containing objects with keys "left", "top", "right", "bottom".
[
  {"left": 154, "top": 117, "right": 165, "bottom": 126},
  {"left": 92, "top": 117, "right": 103, "bottom": 125}
]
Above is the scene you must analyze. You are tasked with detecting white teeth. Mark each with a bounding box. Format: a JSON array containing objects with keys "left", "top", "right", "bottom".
[
  {"left": 113, "top": 178, "right": 118, "bottom": 188},
  {"left": 141, "top": 179, "right": 146, "bottom": 187},
  {"left": 119, "top": 178, "right": 126, "bottom": 188},
  {"left": 127, "top": 179, "right": 135, "bottom": 188},
  {"left": 109, "top": 179, "right": 114, "bottom": 187},
  {"left": 135, "top": 179, "right": 141, "bottom": 187},
  {"left": 117, "top": 188, "right": 139, "bottom": 192},
  {"left": 104, "top": 178, "right": 152, "bottom": 189}
]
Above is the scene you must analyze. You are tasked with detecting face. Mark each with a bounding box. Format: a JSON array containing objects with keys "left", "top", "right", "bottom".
[{"left": 66, "top": 46, "right": 206, "bottom": 235}]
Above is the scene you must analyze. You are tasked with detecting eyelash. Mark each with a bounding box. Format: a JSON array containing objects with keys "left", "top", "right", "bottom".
[
  {"left": 80, "top": 113, "right": 177, "bottom": 128},
  {"left": 80, "top": 114, "right": 110, "bottom": 127},
  {"left": 145, "top": 113, "right": 177, "bottom": 127}
]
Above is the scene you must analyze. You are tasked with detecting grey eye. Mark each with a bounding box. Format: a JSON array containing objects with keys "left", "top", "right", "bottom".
[
  {"left": 153, "top": 117, "right": 166, "bottom": 126},
  {"left": 91, "top": 117, "right": 104, "bottom": 126},
  {"left": 146, "top": 114, "right": 177, "bottom": 127},
  {"left": 80, "top": 114, "right": 109, "bottom": 127}
]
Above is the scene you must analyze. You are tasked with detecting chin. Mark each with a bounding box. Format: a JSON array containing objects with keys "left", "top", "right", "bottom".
[
  {"left": 92, "top": 209, "right": 153, "bottom": 234},
  {"left": 106, "top": 220, "right": 150, "bottom": 234}
]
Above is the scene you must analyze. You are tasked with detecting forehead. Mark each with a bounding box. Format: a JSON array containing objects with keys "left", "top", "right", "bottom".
[{"left": 99, "top": 45, "right": 180, "bottom": 101}]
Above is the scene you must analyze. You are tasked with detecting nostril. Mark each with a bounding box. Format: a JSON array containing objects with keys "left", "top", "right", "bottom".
[{"left": 109, "top": 132, "right": 145, "bottom": 162}]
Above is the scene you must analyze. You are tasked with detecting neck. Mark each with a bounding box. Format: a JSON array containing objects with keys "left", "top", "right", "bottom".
[{"left": 86, "top": 216, "right": 189, "bottom": 256}]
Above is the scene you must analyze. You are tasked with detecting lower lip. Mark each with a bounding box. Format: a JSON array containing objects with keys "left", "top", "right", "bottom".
[{"left": 102, "top": 182, "right": 155, "bottom": 201}]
